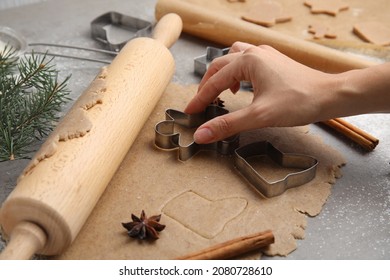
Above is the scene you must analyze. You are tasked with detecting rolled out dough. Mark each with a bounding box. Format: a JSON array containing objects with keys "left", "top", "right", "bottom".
[
  {"left": 353, "top": 22, "right": 390, "bottom": 46},
  {"left": 56, "top": 83, "right": 345, "bottom": 259}
]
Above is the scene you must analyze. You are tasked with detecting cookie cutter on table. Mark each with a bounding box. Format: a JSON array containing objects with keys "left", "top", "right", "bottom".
[
  {"left": 154, "top": 106, "right": 318, "bottom": 198},
  {"left": 91, "top": 11, "right": 152, "bottom": 52},
  {"left": 194, "top": 46, "right": 252, "bottom": 89},
  {"left": 194, "top": 46, "right": 230, "bottom": 77}
]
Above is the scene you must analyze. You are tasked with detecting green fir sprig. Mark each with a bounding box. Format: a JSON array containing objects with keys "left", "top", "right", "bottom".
[{"left": 0, "top": 45, "right": 70, "bottom": 161}]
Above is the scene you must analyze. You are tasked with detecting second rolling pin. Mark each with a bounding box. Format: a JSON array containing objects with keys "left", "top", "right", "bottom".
[{"left": 155, "top": 0, "right": 377, "bottom": 73}]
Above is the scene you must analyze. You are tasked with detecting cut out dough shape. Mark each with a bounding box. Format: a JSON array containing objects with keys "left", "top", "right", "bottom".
[
  {"left": 163, "top": 191, "right": 247, "bottom": 239},
  {"left": 304, "top": 0, "right": 349, "bottom": 16},
  {"left": 308, "top": 23, "right": 337, "bottom": 39},
  {"left": 353, "top": 21, "right": 390, "bottom": 46},
  {"left": 241, "top": 0, "right": 292, "bottom": 27}
]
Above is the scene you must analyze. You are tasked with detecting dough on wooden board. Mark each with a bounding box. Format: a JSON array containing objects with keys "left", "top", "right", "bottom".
[
  {"left": 56, "top": 83, "right": 345, "bottom": 259},
  {"left": 181, "top": 0, "right": 390, "bottom": 46}
]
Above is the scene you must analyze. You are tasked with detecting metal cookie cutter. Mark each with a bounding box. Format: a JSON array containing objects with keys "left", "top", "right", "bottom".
[
  {"left": 91, "top": 11, "right": 152, "bottom": 52},
  {"left": 194, "top": 46, "right": 230, "bottom": 77},
  {"left": 194, "top": 46, "right": 252, "bottom": 89},
  {"left": 234, "top": 141, "right": 318, "bottom": 198},
  {"left": 154, "top": 105, "right": 239, "bottom": 161},
  {"left": 154, "top": 107, "right": 318, "bottom": 197}
]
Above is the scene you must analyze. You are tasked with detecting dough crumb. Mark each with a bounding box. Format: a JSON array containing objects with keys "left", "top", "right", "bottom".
[{"left": 308, "top": 23, "right": 337, "bottom": 39}]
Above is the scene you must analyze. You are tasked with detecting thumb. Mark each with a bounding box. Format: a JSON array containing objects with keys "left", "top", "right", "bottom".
[{"left": 193, "top": 108, "right": 253, "bottom": 144}]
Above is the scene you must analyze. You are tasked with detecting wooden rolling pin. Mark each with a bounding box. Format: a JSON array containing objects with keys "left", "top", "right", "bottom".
[
  {"left": 0, "top": 13, "right": 183, "bottom": 260},
  {"left": 155, "top": 0, "right": 377, "bottom": 73}
]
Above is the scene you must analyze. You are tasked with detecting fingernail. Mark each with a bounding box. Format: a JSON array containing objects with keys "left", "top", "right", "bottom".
[{"left": 194, "top": 128, "right": 214, "bottom": 143}]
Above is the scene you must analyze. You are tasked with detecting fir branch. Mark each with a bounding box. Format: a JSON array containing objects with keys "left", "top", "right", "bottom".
[
  {"left": 0, "top": 46, "right": 70, "bottom": 161},
  {"left": 0, "top": 45, "right": 18, "bottom": 74}
]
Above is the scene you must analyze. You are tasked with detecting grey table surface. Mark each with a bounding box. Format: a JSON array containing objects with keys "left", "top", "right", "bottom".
[{"left": 0, "top": 0, "right": 389, "bottom": 260}]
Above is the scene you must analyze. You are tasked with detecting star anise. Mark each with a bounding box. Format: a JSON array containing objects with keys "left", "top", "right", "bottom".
[{"left": 122, "top": 210, "right": 166, "bottom": 240}]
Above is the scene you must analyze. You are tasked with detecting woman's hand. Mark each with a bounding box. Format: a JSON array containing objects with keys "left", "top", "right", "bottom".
[{"left": 185, "top": 42, "right": 339, "bottom": 144}]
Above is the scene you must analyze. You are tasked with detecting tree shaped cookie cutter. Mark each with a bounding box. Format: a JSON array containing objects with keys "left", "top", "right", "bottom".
[{"left": 154, "top": 106, "right": 318, "bottom": 197}]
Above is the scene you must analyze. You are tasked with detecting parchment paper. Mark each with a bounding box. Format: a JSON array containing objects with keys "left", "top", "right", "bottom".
[{"left": 57, "top": 83, "right": 345, "bottom": 259}]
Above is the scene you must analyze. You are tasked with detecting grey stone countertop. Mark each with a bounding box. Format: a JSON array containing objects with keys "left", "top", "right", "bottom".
[{"left": 0, "top": 0, "right": 389, "bottom": 259}]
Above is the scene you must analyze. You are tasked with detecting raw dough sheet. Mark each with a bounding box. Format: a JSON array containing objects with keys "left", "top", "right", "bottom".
[
  {"left": 57, "top": 83, "right": 345, "bottom": 259},
  {"left": 182, "top": 0, "right": 390, "bottom": 59}
]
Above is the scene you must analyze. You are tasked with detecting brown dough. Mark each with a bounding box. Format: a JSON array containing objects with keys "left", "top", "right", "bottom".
[
  {"left": 181, "top": 0, "right": 390, "bottom": 55},
  {"left": 241, "top": 0, "right": 292, "bottom": 27},
  {"left": 353, "top": 22, "right": 390, "bottom": 46},
  {"left": 304, "top": 0, "right": 349, "bottom": 16},
  {"left": 55, "top": 83, "right": 345, "bottom": 260}
]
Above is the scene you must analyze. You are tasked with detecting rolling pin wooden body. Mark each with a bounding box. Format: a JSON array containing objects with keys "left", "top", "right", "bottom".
[
  {"left": 0, "top": 13, "right": 182, "bottom": 259},
  {"left": 156, "top": 0, "right": 377, "bottom": 73}
]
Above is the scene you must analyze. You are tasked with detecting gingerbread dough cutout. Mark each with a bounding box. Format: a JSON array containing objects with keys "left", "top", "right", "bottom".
[
  {"left": 353, "top": 22, "right": 390, "bottom": 46},
  {"left": 304, "top": 0, "right": 349, "bottom": 16},
  {"left": 308, "top": 23, "right": 337, "bottom": 39},
  {"left": 56, "top": 83, "right": 345, "bottom": 260},
  {"left": 241, "top": 0, "right": 292, "bottom": 27}
]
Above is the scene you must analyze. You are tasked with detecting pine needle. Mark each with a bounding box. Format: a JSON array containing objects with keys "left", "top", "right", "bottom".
[{"left": 0, "top": 45, "right": 70, "bottom": 161}]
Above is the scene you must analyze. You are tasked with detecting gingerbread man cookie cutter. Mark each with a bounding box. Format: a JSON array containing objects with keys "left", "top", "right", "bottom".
[
  {"left": 154, "top": 105, "right": 239, "bottom": 161},
  {"left": 154, "top": 106, "right": 318, "bottom": 197}
]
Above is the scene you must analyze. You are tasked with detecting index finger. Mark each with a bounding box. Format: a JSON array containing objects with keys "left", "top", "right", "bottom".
[
  {"left": 184, "top": 55, "right": 248, "bottom": 114},
  {"left": 198, "top": 52, "right": 241, "bottom": 92},
  {"left": 229, "top": 41, "right": 255, "bottom": 54}
]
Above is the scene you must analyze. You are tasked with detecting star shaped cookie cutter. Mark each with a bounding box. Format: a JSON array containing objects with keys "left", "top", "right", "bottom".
[
  {"left": 154, "top": 106, "right": 318, "bottom": 197},
  {"left": 194, "top": 47, "right": 252, "bottom": 89},
  {"left": 194, "top": 46, "right": 230, "bottom": 77}
]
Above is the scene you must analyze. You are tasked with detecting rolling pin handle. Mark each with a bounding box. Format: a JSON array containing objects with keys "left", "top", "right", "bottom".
[
  {"left": 152, "top": 13, "right": 183, "bottom": 48},
  {"left": 0, "top": 221, "right": 47, "bottom": 260}
]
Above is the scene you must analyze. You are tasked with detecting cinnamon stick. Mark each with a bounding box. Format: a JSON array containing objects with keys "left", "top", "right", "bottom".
[
  {"left": 320, "top": 118, "right": 379, "bottom": 151},
  {"left": 176, "top": 230, "right": 274, "bottom": 260}
]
